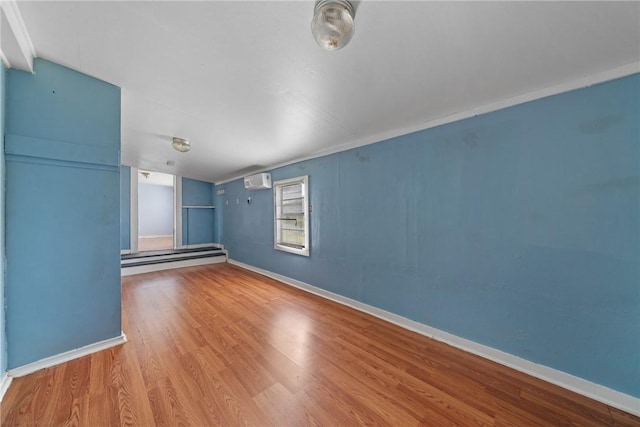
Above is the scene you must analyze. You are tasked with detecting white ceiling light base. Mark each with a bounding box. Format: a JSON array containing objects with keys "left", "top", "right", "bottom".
[
  {"left": 311, "top": 0, "right": 355, "bottom": 51},
  {"left": 172, "top": 137, "right": 191, "bottom": 153}
]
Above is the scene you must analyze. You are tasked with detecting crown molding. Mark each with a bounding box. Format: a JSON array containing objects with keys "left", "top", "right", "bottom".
[
  {"left": 0, "top": 48, "right": 9, "bottom": 68},
  {"left": 0, "top": 0, "right": 35, "bottom": 72},
  {"left": 216, "top": 62, "right": 640, "bottom": 185}
]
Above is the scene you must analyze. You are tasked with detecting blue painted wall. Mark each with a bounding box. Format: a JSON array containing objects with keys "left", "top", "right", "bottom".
[
  {"left": 120, "top": 166, "right": 131, "bottom": 250},
  {"left": 5, "top": 59, "right": 122, "bottom": 368},
  {"left": 217, "top": 74, "right": 640, "bottom": 397},
  {"left": 214, "top": 185, "right": 223, "bottom": 243},
  {"left": 118, "top": 175, "right": 215, "bottom": 247},
  {"left": 0, "top": 63, "right": 7, "bottom": 375},
  {"left": 182, "top": 177, "right": 215, "bottom": 245},
  {"left": 139, "top": 183, "right": 173, "bottom": 237}
]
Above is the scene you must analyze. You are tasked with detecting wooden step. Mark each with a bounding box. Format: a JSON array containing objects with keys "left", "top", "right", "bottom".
[
  {"left": 121, "top": 245, "right": 223, "bottom": 260},
  {"left": 121, "top": 246, "right": 227, "bottom": 275}
]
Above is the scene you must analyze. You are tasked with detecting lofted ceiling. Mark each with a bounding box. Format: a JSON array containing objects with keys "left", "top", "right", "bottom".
[{"left": 9, "top": 1, "right": 640, "bottom": 183}]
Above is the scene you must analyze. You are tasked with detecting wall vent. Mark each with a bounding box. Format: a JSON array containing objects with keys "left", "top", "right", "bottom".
[{"left": 244, "top": 173, "right": 272, "bottom": 190}]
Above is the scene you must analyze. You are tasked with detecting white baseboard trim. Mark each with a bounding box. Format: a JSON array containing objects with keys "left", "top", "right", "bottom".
[
  {"left": 0, "top": 372, "right": 13, "bottom": 403},
  {"left": 121, "top": 249, "right": 131, "bottom": 255},
  {"left": 8, "top": 333, "right": 127, "bottom": 378},
  {"left": 228, "top": 258, "right": 640, "bottom": 417},
  {"left": 121, "top": 254, "right": 227, "bottom": 276},
  {"left": 139, "top": 235, "right": 173, "bottom": 239}
]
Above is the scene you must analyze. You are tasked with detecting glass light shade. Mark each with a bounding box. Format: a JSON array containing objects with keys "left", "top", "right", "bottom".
[
  {"left": 172, "top": 137, "right": 191, "bottom": 152},
  {"left": 311, "top": 0, "right": 355, "bottom": 51}
]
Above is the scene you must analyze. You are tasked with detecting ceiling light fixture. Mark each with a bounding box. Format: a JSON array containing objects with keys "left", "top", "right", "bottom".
[
  {"left": 172, "top": 137, "right": 191, "bottom": 153},
  {"left": 311, "top": 0, "right": 355, "bottom": 51}
]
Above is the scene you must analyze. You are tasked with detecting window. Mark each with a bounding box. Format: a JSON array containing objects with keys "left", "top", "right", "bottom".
[{"left": 274, "top": 175, "right": 309, "bottom": 256}]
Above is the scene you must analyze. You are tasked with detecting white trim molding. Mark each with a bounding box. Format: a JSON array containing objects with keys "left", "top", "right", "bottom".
[
  {"left": 0, "top": 372, "right": 13, "bottom": 403},
  {"left": 216, "top": 62, "right": 640, "bottom": 185},
  {"left": 121, "top": 249, "right": 131, "bottom": 255},
  {"left": 129, "top": 167, "right": 139, "bottom": 254},
  {"left": 174, "top": 175, "right": 182, "bottom": 249},
  {"left": 0, "top": 48, "right": 9, "bottom": 69},
  {"left": 0, "top": 0, "right": 36, "bottom": 72},
  {"left": 227, "top": 259, "right": 640, "bottom": 417},
  {"left": 8, "top": 333, "right": 127, "bottom": 378}
]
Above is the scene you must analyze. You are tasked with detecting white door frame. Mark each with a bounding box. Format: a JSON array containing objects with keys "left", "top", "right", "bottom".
[
  {"left": 129, "top": 167, "right": 139, "bottom": 253},
  {"left": 174, "top": 175, "right": 183, "bottom": 249}
]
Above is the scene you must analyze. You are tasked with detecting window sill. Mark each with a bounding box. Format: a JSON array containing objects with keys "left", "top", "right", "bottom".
[{"left": 275, "top": 244, "right": 309, "bottom": 257}]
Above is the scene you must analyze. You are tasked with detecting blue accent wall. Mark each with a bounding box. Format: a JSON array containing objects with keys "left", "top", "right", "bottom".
[
  {"left": 120, "top": 166, "right": 131, "bottom": 250},
  {"left": 214, "top": 185, "right": 223, "bottom": 243},
  {"left": 5, "top": 59, "right": 121, "bottom": 368},
  {"left": 217, "top": 74, "right": 640, "bottom": 397},
  {"left": 118, "top": 174, "right": 216, "bottom": 248},
  {"left": 1, "top": 63, "right": 7, "bottom": 375},
  {"left": 139, "top": 183, "right": 173, "bottom": 237},
  {"left": 182, "top": 177, "right": 215, "bottom": 245}
]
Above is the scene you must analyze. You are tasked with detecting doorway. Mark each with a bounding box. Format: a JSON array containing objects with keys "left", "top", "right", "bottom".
[{"left": 137, "top": 170, "right": 175, "bottom": 252}]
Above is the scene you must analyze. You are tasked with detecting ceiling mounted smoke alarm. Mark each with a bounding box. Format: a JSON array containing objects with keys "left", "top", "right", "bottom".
[
  {"left": 172, "top": 137, "right": 191, "bottom": 153},
  {"left": 311, "top": 0, "right": 355, "bottom": 51}
]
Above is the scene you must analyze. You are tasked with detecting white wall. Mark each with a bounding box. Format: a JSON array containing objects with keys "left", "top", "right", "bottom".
[{"left": 138, "top": 183, "right": 173, "bottom": 237}]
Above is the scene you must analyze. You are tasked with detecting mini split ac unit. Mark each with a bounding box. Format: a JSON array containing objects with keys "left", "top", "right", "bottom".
[{"left": 244, "top": 173, "right": 272, "bottom": 190}]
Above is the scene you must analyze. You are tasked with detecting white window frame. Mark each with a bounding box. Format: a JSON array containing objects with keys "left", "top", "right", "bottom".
[{"left": 273, "top": 175, "right": 309, "bottom": 257}]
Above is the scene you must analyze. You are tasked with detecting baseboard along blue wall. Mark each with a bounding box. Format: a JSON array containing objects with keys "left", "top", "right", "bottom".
[
  {"left": 5, "top": 59, "right": 122, "bottom": 368},
  {"left": 216, "top": 74, "right": 640, "bottom": 398}
]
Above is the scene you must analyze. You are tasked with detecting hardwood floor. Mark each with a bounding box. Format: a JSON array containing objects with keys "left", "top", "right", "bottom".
[{"left": 2, "top": 263, "right": 639, "bottom": 426}]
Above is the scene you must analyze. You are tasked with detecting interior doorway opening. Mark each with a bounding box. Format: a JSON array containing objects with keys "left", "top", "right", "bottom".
[{"left": 137, "top": 170, "right": 175, "bottom": 252}]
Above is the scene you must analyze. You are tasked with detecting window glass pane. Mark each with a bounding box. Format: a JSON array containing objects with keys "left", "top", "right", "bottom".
[{"left": 273, "top": 176, "right": 309, "bottom": 256}]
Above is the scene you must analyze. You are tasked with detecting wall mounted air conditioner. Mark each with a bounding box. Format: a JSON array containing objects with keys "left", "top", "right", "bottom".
[{"left": 244, "top": 173, "right": 272, "bottom": 190}]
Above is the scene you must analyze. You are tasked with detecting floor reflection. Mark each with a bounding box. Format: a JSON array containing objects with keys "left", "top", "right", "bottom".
[{"left": 270, "top": 308, "right": 311, "bottom": 367}]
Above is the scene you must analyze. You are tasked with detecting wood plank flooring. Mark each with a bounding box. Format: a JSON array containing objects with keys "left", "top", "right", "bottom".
[{"left": 2, "top": 263, "right": 639, "bottom": 426}]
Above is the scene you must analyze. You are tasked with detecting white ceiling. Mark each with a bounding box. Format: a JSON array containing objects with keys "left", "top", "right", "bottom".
[
  {"left": 138, "top": 170, "right": 174, "bottom": 187},
  {"left": 12, "top": 1, "right": 640, "bottom": 184}
]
